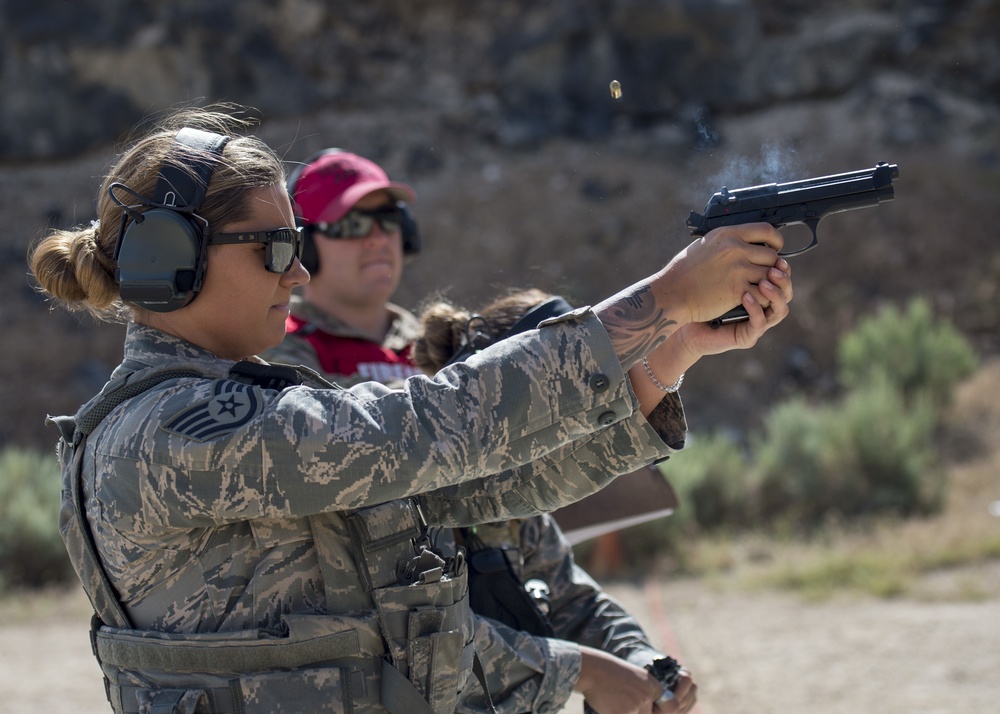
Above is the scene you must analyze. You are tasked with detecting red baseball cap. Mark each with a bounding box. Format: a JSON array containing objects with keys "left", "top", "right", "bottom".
[{"left": 290, "top": 151, "right": 416, "bottom": 225}]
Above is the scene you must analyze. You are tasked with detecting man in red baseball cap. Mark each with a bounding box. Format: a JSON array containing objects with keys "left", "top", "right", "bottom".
[
  {"left": 264, "top": 151, "right": 702, "bottom": 714},
  {"left": 291, "top": 149, "right": 416, "bottom": 228},
  {"left": 261, "top": 150, "right": 424, "bottom": 386}
]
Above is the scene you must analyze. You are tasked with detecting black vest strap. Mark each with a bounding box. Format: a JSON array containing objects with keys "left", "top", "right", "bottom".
[{"left": 228, "top": 360, "right": 304, "bottom": 391}]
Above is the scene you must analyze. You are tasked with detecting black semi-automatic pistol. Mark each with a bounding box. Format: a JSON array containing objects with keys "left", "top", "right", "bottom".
[{"left": 687, "top": 161, "right": 899, "bottom": 326}]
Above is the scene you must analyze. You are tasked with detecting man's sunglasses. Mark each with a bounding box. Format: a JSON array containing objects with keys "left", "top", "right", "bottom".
[
  {"left": 313, "top": 205, "right": 403, "bottom": 240},
  {"left": 211, "top": 227, "right": 304, "bottom": 273}
]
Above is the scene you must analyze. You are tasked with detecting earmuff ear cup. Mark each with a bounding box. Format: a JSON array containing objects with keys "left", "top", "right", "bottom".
[
  {"left": 299, "top": 225, "right": 320, "bottom": 274},
  {"left": 113, "top": 127, "right": 229, "bottom": 312},
  {"left": 116, "top": 208, "right": 207, "bottom": 313},
  {"left": 298, "top": 205, "right": 417, "bottom": 277},
  {"left": 399, "top": 202, "right": 420, "bottom": 256}
]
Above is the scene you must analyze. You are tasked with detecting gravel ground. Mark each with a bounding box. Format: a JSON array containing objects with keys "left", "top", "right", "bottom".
[{"left": 3, "top": 566, "right": 998, "bottom": 714}]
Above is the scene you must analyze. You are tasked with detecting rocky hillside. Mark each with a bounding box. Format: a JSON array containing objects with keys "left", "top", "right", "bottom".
[{"left": 3, "top": 0, "right": 999, "bottom": 448}]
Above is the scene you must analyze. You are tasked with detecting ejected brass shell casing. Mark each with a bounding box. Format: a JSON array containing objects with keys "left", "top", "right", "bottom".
[{"left": 609, "top": 80, "right": 622, "bottom": 100}]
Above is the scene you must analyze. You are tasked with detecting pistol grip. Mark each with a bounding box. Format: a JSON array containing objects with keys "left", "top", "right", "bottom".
[{"left": 709, "top": 305, "right": 750, "bottom": 328}]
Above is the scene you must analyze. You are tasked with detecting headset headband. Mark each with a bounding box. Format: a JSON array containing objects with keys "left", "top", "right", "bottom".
[
  {"left": 153, "top": 127, "right": 231, "bottom": 210},
  {"left": 501, "top": 296, "right": 574, "bottom": 341}
]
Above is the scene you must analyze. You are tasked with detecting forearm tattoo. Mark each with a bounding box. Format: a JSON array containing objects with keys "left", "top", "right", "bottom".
[{"left": 596, "top": 284, "right": 676, "bottom": 368}]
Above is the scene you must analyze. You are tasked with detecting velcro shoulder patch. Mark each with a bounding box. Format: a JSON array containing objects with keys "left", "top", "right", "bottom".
[{"left": 162, "top": 380, "right": 263, "bottom": 442}]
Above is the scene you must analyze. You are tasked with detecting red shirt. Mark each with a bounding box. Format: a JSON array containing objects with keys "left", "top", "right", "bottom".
[{"left": 285, "top": 314, "right": 421, "bottom": 383}]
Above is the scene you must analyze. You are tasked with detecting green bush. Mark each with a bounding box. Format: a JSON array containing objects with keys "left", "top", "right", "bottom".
[
  {"left": 829, "top": 377, "right": 942, "bottom": 517},
  {"left": 593, "top": 298, "right": 976, "bottom": 566},
  {"left": 0, "top": 447, "right": 73, "bottom": 589},
  {"left": 667, "top": 433, "right": 753, "bottom": 532},
  {"left": 751, "top": 375, "right": 941, "bottom": 529},
  {"left": 602, "top": 434, "right": 753, "bottom": 572},
  {"left": 750, "top": 397, "right": 834, "bottom": 527},
  {"left": 748, "top": 299, "right": 970, "bottom": 530},
  {"left": 838, "top": 297, "right": 978, "bottom": 407}
]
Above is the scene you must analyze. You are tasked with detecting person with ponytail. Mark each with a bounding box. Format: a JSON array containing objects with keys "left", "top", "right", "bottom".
[
  {"left": 30, "top": 103, "right": 792, "bottom": 714},
  {"left": 410, "top": 282, "right": 788, "bottom": 714}
]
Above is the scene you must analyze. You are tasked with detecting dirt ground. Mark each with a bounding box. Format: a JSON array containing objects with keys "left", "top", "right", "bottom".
[{"left": 3, "top": 564, "right": 998, "bottom": 714}]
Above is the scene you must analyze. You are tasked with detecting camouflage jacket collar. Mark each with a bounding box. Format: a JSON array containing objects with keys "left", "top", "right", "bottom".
[
  {"left": 70, "top": 323, "right": 237, "bottom": 426},
  {"left": 288, "top": 293, "right": 421, "bottom": 351},
  {"left": 109, "top": 323, "right": 238, "bottom": 382}
]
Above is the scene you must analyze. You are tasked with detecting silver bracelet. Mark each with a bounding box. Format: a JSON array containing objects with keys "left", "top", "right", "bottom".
[{"left": 642, "top": 357, "right": 684, "bottom": 393}]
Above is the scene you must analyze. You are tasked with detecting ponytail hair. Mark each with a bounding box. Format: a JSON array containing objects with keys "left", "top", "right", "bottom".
[
  {"left": 413, "top": 288, "right": 554, "bottom": 374},
  {"left": 28, "top": 103, "right": 284, "bottom": 321}
]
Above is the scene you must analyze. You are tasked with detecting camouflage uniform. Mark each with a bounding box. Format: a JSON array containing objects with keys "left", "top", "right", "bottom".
[
  {"left": 263, "top": 294, "right": 677, "bottom": 713},
  {"left": 64, "top": 305, "right": 684, "bottom": 713},
  {"left": 262, "top": 294, "right": 423, "bottom": 388}
]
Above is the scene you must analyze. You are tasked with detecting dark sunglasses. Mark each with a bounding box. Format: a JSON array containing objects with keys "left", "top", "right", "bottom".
[
  {"left": 210, "top": 227, "right": 304, "bottom": 273},
  {"left": 314, "top": 205, "right": 403, "bottom": 240}
]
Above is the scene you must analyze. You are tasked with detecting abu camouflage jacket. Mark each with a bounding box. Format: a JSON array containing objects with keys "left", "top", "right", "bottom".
[
  {"left": 262, "top": 295, "right": 683, "bottom": 713},
  {"left": 59, "top": 309, "right": 681, "bottom": 713}
]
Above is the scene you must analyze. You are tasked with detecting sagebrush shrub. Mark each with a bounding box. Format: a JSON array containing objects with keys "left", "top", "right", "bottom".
[
  {"left": 838, "top": 297, "right": 978, "bottom": 407},
  {"left": 0, "top": 447, "right": 72, "bottom": 589},
  {"left": 751, "top": 376, "right": 940, "bottom": 528}
]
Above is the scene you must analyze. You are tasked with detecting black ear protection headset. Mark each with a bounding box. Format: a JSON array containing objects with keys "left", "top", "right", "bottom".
[
  {"left": 285, "top": 148, "right": 421, "bottom": 275},
  {"left": 444, "top": 296, "right": 575, "bottom": 366},
  {"left": 109, "top": 127, "right": 231, "bottom": 313}
]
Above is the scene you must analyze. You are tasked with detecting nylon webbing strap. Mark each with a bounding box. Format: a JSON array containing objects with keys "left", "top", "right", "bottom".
[
  {"left": 379, "top": 659, "right": 436, "bottom": 714},
  {"left": 66, "top": 369, "right": 203, "bottom": 632},
  {"left": 94, "top": 628, "right": 364, "bottom": 673},
  {"left": 473, "top": 651, "right": 498, "bottom": 714},
  {"left": 76, "top": 370, "right": 203, "bottom": 435},
  {"left": 69, "top": 441, "right": 131, "bottom": 631},
  {"left": 115, "top": 667, "right": 382, "bottom": 714}
]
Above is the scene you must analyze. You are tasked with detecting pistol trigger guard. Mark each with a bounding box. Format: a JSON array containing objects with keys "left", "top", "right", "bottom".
[{"left": 778, "top": 219, "right": 819, "bottom": 258}]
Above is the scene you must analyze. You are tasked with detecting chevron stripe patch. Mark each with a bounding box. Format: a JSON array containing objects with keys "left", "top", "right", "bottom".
[{"left": 162, "top": 380, "right": 263, "bottom": 441}]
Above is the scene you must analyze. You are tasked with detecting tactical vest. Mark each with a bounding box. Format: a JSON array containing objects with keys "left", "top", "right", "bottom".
[{"left": 50, "top": 362, "right": 494, "bottom": 714}]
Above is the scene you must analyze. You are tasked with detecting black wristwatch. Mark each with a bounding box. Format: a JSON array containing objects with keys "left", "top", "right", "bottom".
[
  {"left": 583, "top": 655, "right": 684, "bottom": 714},
  {"left": 647, "top": 656, "right": 682, "bottom": 703}
]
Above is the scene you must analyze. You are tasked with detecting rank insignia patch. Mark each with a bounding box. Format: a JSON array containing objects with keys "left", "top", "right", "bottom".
[{"left": 163, "top": 380, "right": 263, "bottom": 441}]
